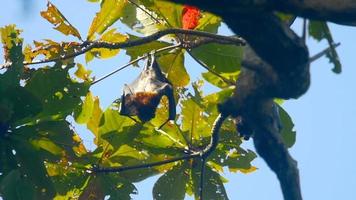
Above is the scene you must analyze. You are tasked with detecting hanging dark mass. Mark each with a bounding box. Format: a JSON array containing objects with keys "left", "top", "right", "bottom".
[{"left": 119, "top": 52, "right": 176, "bottom": 128}]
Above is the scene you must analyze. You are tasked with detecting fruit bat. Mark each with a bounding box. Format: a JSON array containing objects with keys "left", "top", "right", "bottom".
[{"left": 119, "top": 53, "right": 176, "bottom": 128}]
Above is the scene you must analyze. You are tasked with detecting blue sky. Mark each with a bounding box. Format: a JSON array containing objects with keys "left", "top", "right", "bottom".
[{"left": 1, "top": 1, "right": 356, "bottom": 199}]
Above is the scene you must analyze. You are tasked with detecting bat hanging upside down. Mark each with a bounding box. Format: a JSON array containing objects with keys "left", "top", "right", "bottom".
[{"left": 119, "top": 53, "right": 176, "bottom": 128}]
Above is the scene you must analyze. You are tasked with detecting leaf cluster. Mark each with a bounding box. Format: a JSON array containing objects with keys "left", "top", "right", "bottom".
[{"left": 0, "top": 1, "right": 306, "bottom": 199}]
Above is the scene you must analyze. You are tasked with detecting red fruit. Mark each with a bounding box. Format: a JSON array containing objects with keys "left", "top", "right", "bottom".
[{"left": 182, "top": 5, "right": 201, "bottom": 30}]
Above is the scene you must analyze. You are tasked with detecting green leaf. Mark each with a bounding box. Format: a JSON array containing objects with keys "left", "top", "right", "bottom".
[
  {"left": 275, "top": 12, "right": 296, "bottom": 25},
  {"left": 278, "top": 105, "right": 296, "bottom": 148},
  {"left": 308, "top": 20, "right": 342, "bottom": 73},
  {"left": 209, "top": 127, "right": 257, "bottom": 173},
  {"left": 85, "top": 28, "right": 128, "bottom": 62},
  {"left": 0, "top": 25, "right": 24, "bottom": 87},
  {"left": 203, "top": 88, "right": 234, "bottom": 113},
  {"left": 75, "top": 92, "right": 95, "bottom": 124},
  {"left": 79, "top": 174, "right": 137, "bottom": 200},
  {"left": 101, "top": 124, "right": 142, "bottom": 150},
  {"left": 10, "top": 137, "right": 56, "bottom": 199},
  {"left": 0, "top": 86, "right": 42, "bottom": 126},
  {"left": 87, "top": 0, "right": 128, "bottom": 40},
  {"left": 40, "top": 2, "right": 82, "bottom": 40},
  {"left": 96, "top": 174, "right": 137, "bottom": 200},
  {"left": 24, "top": 40, "right": 81, "bottom": 63},
  {"left": 202, "top": 71, "right": 238, "bottom": 89},
  {"left": 137, "top": 0, "right": 182, "bottom": 34},
  {"left": 74, "top": 63, "right": 92, "bottom": 81},
  {"left": 51, "top": 171, "right": 89, "bottom": 198},
  {"left": 157, "top": 50, "right": 190, "bottom": 87},
  {"left": 0, "top": 170, "right": 36, "bottom": 200},
  {"left": 191, "top": 163, "right": 228, "bottom": 200},
  {"left": 191, "top": 43, "right": 243, "bottom": 73},
  {"left": 125, "top": 35, "right": 170, "bottom": 64},
  {"left": 196, "top": 12, "right": 221, "bottom": 33},
  {"left": 12, "top": 120, "right": 86, "bottom": 160},
  {"left": 143, "top": 0, "right": 183, "bottom": 28},
  {"left": 25, "top": 63, "right": 89, "bottom": 121},
  {"left": 180, "top": 98, "right": 210, "bottom": 142},
  {"left": 153, "top": 164, "right": 189, "bottom": 200}
]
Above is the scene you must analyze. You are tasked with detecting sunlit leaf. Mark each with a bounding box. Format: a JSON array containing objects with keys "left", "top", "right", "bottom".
[
  {"left": 125, "top": 35, "right": 170, "bottom": 65},
  {"left": 180, "top": 98, "right": 210, "bottom": 142},
  {"left": 40, "top": 2, "right": 82, "bottom": 40},
  {"left": 158, "top": 50, "right": 189, "bottom": 87},
  {"left": 0, "top": 25, "right": 24, "bottom": 86},
  {"left": 196, "top": 12, "right": 221, "bottom": 33},
  {"left": 87, "top": 97, "right": 103, "bottom": 137},
  {"left": 141, "top": 0, "right": 183, "bottom": 28},
  {"left": 202, "top": 71, "right": 238, "bottom": 89},
  {"left": 75, "top": 92, "right": 95, "bottom": 124},
  {"left": 128, "top": 5, "right": 166, "bottom": 36},
  {"left": 203, "top": 88, "right": 234, "bottom": 113},
  {"left": 26, "top": 40, "right": 81, "bottom": 63},
  {"left": 30, "top": 137, "right": 64, "bottom": 156},
  {"left": 87, "top": 0, "right": 128, "bottom": 40},
  {"left": 85, "top": 28, "right": 128, "bottom": 62},
  {"left": 75, "top": 63, "right": 92, "bottom": 81}
]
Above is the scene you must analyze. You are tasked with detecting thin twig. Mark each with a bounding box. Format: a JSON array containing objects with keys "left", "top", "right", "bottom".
[
  {"left": 302, "top": 18, "right": 307, "bottom": 42},
  {"left": 309, "top": 42, "right": 340, "bottom": 63},
  {"left": 199, "top": 157, "right": 206, "bottom": 200},
  {"left": 91, "top": 43, "right": 182, "bottom": 85},
  {"left": 92, "top": 154, "right": 198, "bottom": 173},
  {"left": 0, "top": 29, "right": 245, "bottom": 68}
]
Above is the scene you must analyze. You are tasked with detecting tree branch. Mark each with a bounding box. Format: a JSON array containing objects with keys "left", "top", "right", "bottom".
[
  {"left": 0, "top": 28, "right": 245, "bottom": 69},
  {"left": 165, "top": 0, "right": 356, "bottom": 25},
  {"left": 251, "top": 100, "right": 303, "bottom": 200},
  {"left": 167, "top": 1, "right": 312, "bottom": 200}
]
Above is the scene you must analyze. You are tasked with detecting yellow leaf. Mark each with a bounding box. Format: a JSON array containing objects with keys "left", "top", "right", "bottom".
[
  {"left": 87, "top": 96, "right": 102, "bottom": 139},
  {"left": 40, "top": 2, "right": 82, "bottom": 40},
  {"left": 229, "top": 166, "right": 258, "bottom": 174},
  {"left": 87, "top": 0, "right": 128, "bottom": 40},
  {"left": 75, "top": 63, "right": 92, "bottom": 81},
  {"left": 85, "top": 28, "right": 128, "bottom": 62},
  {"left": 30, "top": 137, "right": 64, "bottom": 156}
]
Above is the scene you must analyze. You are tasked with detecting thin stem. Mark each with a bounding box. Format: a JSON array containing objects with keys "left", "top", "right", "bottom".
[
  {"left": 302, "top": 18, "right": 307, "bottom": 42},
  {"left": 92, "top": 154, "right": 198, "bottom": 173},
  {"left": 91, "top": 43, "right": 182, "bottom": 85},
  {"left": 309, "top": 42, "right": 340, "bottom": 63},
  {"left": 199, "top": 157, "right": 206, "bottom": 200}
]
